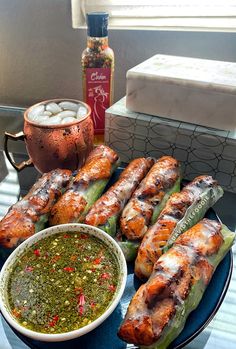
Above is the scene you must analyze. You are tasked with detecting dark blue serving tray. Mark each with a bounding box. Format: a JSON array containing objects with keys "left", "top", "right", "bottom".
[{"left": 1, "top": 168, "right": 234, "bottom": 349}]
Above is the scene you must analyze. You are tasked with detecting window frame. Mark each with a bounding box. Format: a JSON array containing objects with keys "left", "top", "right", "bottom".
[{"left": 71, "top": 0, "right": 236, "bottom": 32}]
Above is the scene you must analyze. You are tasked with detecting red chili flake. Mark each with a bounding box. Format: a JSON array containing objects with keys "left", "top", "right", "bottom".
[
  {"left": 90, "top": 301, "right": 96, "bottom": 309},
  {"left": 12, "top": 308, "right": 21, "bottom": 318},
  {"left": 77, "top": 305, "right": 84, "bottom": 315},
  {"left": 79, "top": 294, "right": 85, "bottom": 306},
  {"left": 101, "top": 273, "right": 110, "bottom": 279},
  {"left": 48, "top": 315, "right": 59, "bottom": 327},
  {"left": 63, "top": 267, "right": 75, "bottom": 272},
  {"left": 63, "top": 234, "right": 70, "bottom": 238},
  {"left": 93, "top": 258, "right": 101, "bottom": 265},
  {"left": 108, "top": 285, "right": 116, "bottom": 292},
  {"left": 25, "top": 266, "right": 34, "bottom": 272},
  {"left": 33, "top": 249, "right": 40, "bottom": 257},
  {"left": 50, "top": 268, "right": 56, "bottom": 273},
  {"left": 80, "top": 233, "right": 88, "bottom": 239},
  {"left": 76, "top": 293, "right": 86, "bottom": 315}
]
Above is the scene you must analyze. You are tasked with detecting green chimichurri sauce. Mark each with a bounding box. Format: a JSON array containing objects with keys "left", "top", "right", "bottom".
[{"left": 7, "top": 232, "right": 119, "bottom": 334}]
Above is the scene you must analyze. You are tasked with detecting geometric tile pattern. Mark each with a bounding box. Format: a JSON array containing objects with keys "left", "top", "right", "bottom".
[{"left": 105, "top": 97, "right": 236, "bottom": 192}]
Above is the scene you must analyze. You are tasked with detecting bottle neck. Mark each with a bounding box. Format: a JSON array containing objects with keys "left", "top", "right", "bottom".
[{"left": 87, "top": 36, "right": 108, "bottom": 51}]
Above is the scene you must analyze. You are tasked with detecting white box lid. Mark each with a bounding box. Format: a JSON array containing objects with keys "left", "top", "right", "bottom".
[{"left": 128, "top": 54, "right": 236, "bottom": 94}]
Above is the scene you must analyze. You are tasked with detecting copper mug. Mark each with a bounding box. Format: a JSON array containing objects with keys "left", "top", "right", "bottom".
[{"left": 4, "top": 99, "right": 94, "bottom": 173}]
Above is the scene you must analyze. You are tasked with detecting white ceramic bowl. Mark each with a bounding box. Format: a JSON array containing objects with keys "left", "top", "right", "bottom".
[{"left": 0, "top": 223, "right": 127, "bottom": 342}]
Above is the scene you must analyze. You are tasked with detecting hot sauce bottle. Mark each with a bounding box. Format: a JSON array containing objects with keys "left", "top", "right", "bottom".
[{"left": 82, "top": 12, "right": 114, "bottom": 144}]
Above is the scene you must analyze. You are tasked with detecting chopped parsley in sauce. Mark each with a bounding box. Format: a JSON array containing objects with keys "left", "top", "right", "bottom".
[{"left": 7, "top": 232, "right": 119, "bottom": 333}]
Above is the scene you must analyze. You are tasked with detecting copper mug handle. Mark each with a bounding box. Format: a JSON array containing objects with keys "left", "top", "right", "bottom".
[{"left": 4, "top": 131, "right": 33, "bottom": 172}]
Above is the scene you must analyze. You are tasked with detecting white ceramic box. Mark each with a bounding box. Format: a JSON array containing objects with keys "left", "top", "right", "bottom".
[
  {"left": 126, "top": 54, "right": 236, "bottom": 132},
  {"left": 105, "top": 97, "right": 236, "bottom": 193}
]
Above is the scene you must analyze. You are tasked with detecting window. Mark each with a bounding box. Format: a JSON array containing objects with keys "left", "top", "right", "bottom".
[{"left": 71, "top": 0, "right": 236, "bottom": 31}]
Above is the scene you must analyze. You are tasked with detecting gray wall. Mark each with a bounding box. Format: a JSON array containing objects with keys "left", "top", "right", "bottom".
[{"left": 1, "top": 0, "right": 236, "bottom": 107}]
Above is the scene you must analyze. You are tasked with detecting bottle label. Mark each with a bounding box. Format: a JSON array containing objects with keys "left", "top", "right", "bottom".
[{"left": 85, "top": 68, "right": 111, "bottom": 135}]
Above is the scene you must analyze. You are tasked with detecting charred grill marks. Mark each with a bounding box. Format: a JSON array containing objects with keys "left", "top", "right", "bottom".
[{"left": 119, "top": 219, "right": 226, "bottom": 347}]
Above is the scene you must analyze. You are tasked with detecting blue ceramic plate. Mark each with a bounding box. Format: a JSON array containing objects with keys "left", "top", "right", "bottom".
[{"left": 0, "top": 169, "right": 234, "bottom": 349}]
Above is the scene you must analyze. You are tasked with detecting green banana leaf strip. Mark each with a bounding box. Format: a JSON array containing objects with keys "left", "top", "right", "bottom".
[
  {"left": 35, "top": 213, "right": 49, "bottom": 233},
  {"left": 151, "top": 177, "right": 181, "bottom": 225},
  {"left": 77, "top": 160, "right": 120, "bottom": 223},
  {"left": 78, "top": 179, "right": 110, "bottom": 222},
  {"left": 117, "top": 239, "right": 140, "bottom": 262},
  {"left": 140, "top": 225, "right": 235, "bottom": 349},
  {"left": 99, "top": 215, "right": 117, "bottom": 237}
]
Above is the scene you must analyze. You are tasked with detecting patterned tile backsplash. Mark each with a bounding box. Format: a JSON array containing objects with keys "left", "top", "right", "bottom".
[{"left": 105, "top": 97, "right": 236, "bottom": 192}]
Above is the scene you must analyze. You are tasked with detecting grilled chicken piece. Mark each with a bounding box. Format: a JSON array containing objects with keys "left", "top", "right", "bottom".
[
  {"left": 175, "top": 218, "right": 224, "bottom": 256},
  {"left": 145, "top": 245, "right": 194, "bottom": 307},
  {"left": 118, "top": 219, "right": 226, "bottom": 347},
  {"left": 135, "top": 175, "right": 223, "bottom": 280},
  {"left": 120, "top": 156, "right": 180, "bottom": 241},
  {"left": 0, "top": 169, "right": 71, "bottom": 249},
  {"left": 49, "top": 145, "right": 119, "bottom": 225},
  {"left": 84, "top": 158, "right": 154, "bottom": 235}
]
